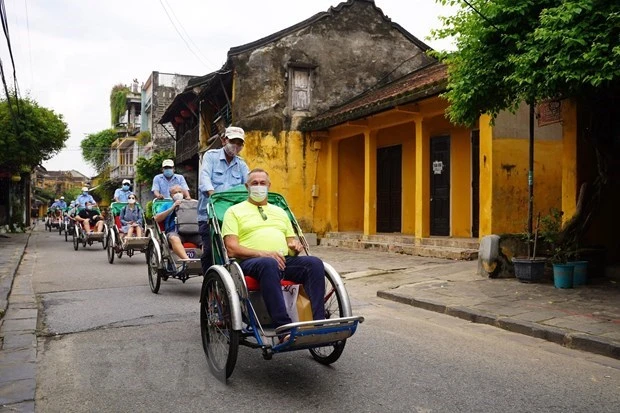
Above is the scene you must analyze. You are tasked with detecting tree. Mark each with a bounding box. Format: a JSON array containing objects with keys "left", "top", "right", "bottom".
[
  {"left": 432, "top": 0, "right": 619, "bottom": 247},
  {"left": 0, "top": 96, "right": 69, "bottom": 173},
  {"left": 432, "top": 0, "right": 620, "bottom": 126},
  {"left": 135, "top": 150, "right": 175, "bottom": 186},
  {"left": 80, "top": 129, "right": 117, "bottom": 174}
]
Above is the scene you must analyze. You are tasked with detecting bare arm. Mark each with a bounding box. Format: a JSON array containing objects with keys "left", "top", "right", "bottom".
[{"left": 154, "top": 200, "right": 182, "bottom": 223}]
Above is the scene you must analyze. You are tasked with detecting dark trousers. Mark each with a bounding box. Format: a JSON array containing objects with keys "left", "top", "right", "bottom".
[
  {"left": 199, "top": 221, "right": 212, "bottom": 275},
  {"left": 239, "top": 256, "right": 325, "bottom": 328}
]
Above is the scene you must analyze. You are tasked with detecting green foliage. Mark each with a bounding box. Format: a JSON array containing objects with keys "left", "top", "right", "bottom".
[
  {"left": 144, "top": 200, "right": 154, "bottom": 220},
  {"left": 110, "top": 84, "right": 129, "bottom": 126},
  {"left": 81, "top": 129, "right": 117, "bottom": 173},
  {"left": 92, "top": 179, "right": 117, "bottom": 205},
  {"left": 136, "top": 130, "right": 151, "bottom": 145},
  {"left": 63, "top": 187, "right": 82, "bottom": 203},
  {"left": 135, "top": 150, "right": 175, "bottom": 185},
  {"left": 431, "top": 0, "right": 620, "bottom": 126},
  {"left": 0, "top": 96, "right": 69, "bottom": 172}
]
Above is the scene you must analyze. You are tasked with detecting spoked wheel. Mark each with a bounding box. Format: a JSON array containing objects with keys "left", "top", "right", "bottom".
[
  {"left": 64, "top": 225, "right": 69, "bottom": 242},
  {"left": 107, "top": 234, "right": 115, "bottom": 264},
  {"left": 147, "top": 241, "right": 161, "bottom": 294},
  {"left": 102, "top": 227, "right": 108, "bottom": 249},
  {"left": 117, "top": 249, "right": 123, "bottom": 259},
  {"left": 58, "top": 225, "right": 63, "bottom": 235},
  {"left": 309, "top": 272, "right": 347, "bottom": 365},
  {"left": 200, "top": 270, "right": 239, "bottom": 380},
  {"left": 72, "top": 230, "right": 79, "bottom": 251}
]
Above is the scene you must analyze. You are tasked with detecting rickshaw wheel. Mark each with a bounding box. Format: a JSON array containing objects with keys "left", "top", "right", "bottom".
[
  {"left": 147, "top": 241, "right": 161, "bottom": 293},
  {"left": 64, "top": 226, "right": 69, "bottom": 242},
  {"left": 201, "top": 270, "right": 239, "bottom": 380},
  {"left": 72, "top": 231, "right": 79, "bottom": 251},
  {"left": 107, "top": 234, "right": 115, "bottom": 264},
  {"left": 309, "top": 272, "right": 346, "bottom": 365}
]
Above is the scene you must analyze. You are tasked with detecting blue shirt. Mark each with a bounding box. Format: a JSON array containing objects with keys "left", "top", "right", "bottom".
[
  {"left": 120, "top": 205, "right": 143, "bottom": 228},
  {"left": 154, "top": 200, "right": 176, "bottom": 233},
  {"left": 151, "top": 173, "right": 189, "bottom": 199},
  {"left": 57, "top": 201, "right": 67, "bottom": 209},
  {"left": 198, "top": 148, "right": 249, "bottom": 222},
  {"left": 114, "top": 188, "right": 134, "bottom": 202},
  {"left": 76, "top": 193, "right": 95, "bottom": 207}
]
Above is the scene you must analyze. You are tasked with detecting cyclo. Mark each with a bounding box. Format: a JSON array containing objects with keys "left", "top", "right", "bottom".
[
  {"left": 44, "top": 207, "right": 62, "bottom": 232},
  {"left": 72, "top": 206, "right": 108, "bottom": 251},
  {"left": 200, "top": 187, "right": 364, "bottom": 380},
  {"left": 106, "top": 202, "right": 150, "bottom": 264},
  {"left": 59, "top": 207, "right": 73, "bottom": 239},
  {"left": 146, "top": 199, "right": 203, "bottom": 293}
]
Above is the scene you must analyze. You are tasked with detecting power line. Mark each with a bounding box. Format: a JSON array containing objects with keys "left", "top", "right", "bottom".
[
  {"left": 0, "top": 0, "right": 21, "bottom": 114},
  {"left": 23, "top": 0, "right": 33, "bottom": 87},
  {"left": 161, "top": 0, "right": 213, "bottom": 67},
  {"left": 158, "top": 0, "right": 210, "bottom": 69}
]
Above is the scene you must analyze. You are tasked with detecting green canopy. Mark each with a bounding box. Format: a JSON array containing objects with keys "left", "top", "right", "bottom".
[
  {"left": 209, "top": 185, "right": 293, "bottom": 224},
  {"left": 110, "top": 202, "right": 143, "bottom": 216}
]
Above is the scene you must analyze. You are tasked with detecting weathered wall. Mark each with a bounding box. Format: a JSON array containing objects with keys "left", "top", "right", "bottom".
[{"left": 230, "top": 1, "right": 433, "bottom": 135}]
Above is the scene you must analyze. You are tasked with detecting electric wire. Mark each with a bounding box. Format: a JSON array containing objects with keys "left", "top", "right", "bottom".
[
  {"left": 158, "top": 0, "right": 210, "bottom": 69},
  {"left": 161, "top": 0, "right": 213, "bottom": 67}
]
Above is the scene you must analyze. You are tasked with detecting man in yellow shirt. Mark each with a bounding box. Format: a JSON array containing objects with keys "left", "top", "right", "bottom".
[{"left": 222, "top": 168, "right": 325, "bottom": 333}]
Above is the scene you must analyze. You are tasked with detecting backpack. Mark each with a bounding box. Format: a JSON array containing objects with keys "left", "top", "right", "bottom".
[{"left": 175, "top": 199, "right": 199, "bottom": 235}]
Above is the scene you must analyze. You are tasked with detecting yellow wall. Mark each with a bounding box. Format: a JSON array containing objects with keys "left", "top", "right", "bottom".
[{"left": 338, "top": 135, "right": 364, "bottom": 231}]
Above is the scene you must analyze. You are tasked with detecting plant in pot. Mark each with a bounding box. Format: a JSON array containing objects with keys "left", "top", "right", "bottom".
[
  {"left": 512, "top": 213, "right": 546, "bottom": 283},
  {"left": 541, "top": 208, "right": 577, "bottom": 288}
]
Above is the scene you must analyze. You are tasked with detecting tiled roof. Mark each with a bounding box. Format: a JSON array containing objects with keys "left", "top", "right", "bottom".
[{"left": 301, "top": 63, "right": 447, "bottom": 131}]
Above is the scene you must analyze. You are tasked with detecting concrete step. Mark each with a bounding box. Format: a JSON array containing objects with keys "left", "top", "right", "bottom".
[{"left": 319, "top": 238, "right": 478, "bottom": 261}]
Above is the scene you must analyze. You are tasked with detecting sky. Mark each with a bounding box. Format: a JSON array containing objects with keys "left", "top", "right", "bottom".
[{"left": 2, "top": 0, "right": 456, "bottom": 178}]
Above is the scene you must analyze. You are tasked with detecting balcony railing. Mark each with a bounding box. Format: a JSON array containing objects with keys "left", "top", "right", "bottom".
[
  {"left": 110, "top": 164, "right": 135, "bottom": 180},
  {"left": 176, "top": 125, "right": 199, "bottom": 164}
]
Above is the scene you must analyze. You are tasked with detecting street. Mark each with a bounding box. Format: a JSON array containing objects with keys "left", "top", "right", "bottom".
[{"left": 27, "top": 226, "right": 620, "bottom": 412}]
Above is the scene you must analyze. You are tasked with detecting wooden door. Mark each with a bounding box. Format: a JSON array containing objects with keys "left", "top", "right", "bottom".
[
  {"left": 430, "top": 136, "right": 450, "bottom": 236},
  {"left": 377, "top": 145, "right": 402, "bottom": 232}
]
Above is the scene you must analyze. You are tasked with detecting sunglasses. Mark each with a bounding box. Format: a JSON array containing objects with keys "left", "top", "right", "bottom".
[
  {"left": 128, "top": 197, "right": 136, "bottom": 200},
  {"left": 258, "top": 206, "right": 268, "bottom": 221}
]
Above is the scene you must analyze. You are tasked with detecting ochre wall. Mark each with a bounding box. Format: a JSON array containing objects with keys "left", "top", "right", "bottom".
[{"left": 338, "top": 135, "right": 364, "bottom": 231}]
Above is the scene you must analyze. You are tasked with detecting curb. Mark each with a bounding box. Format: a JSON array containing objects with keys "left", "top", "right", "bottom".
[
  {"left": 377, "top": 290, "right": 620, "bottom": 361},
  {"left": 0, "top": 232, "right": 32, "bottom": 319}
]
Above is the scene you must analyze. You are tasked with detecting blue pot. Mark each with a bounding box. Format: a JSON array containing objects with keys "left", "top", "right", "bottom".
[
  {"left": 569, "top": 261, "right": 588, "bottom": 286},
  {"left": 553, "top": 264, "right": 574, "bottom": 289}
]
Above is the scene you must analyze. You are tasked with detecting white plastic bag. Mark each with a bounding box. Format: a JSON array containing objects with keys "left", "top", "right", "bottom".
[{"left": 282, "top": 284, "right": 300, "bottom": 322}]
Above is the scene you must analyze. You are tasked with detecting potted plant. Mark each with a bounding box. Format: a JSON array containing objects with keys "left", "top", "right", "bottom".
[
  {"left": 541, "top": 208, "right": 576, "bottom": 288},
  {"left": 512, "top": 213, "right": 546, "bottom": 283},
  {"left": 551, "top": 246, "right": 574, "bottom": 289}
]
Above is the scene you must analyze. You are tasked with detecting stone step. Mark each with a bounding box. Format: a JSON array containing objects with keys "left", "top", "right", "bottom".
[
  {"left": 319, "top": 238, "right": 478, "bottom": 261},
  {"left": 323, "top": 232, "right": 479, "bottom": 250}
]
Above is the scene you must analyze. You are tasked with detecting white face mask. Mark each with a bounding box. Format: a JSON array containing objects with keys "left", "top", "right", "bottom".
[
  {"left": 128, "top": 199, "right": 136, "bottom": 204},
  {"left": 224, "top": 142, "right": 241, "bottom": 157},
  {"left": 172, "top": 193, "right": 184, "bottom": 201},
  {"left": 249, "top": 185, "right": 268, "bottom": 202}
]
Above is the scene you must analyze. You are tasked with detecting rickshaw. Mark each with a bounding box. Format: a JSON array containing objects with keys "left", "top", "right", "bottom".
[
  {"left": 59, "top": 207, "right": 73, "bottom": 238},
  {"left": 72, "top": 206, "right": 109, "bottom": 251},
  {"left": 200, "top": 186, "right": 364, "bottom": 381},
  {"left": 44, "top": 207, "right": 62, "bottom": 232},
  {"left": 106, "top": 202, "right": 150, "bottom": 264},
  {"left": 146, "top": 199, "right": 203, "bottom": 293}
]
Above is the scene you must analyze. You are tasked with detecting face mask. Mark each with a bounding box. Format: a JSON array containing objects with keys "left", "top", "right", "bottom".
[
  {"left": 163, "top": 169, "right": 174, "bottom": 178},
  {"left": 122, "top": 185, "right": 130, "bottom": 190},
  {"left": 223, "top": 143, "right": 241, "bottom": 157},
  {"left": 249, "top": 185, "right": 268, "bottom": 202},
  {"left": 128, "top": 199, "right": 136, "bottom": 204},
  {"left": 83, "top": 191, "right": 88, "bottom": 195},
  {"left": 86, "top": 206, "right": 93, "bottom": 211},
  {"left": 172, "top": 193, "right": 184, "bottom": 201}
]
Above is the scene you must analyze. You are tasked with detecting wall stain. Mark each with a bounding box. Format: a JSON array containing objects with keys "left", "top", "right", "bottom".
[{"left": 501, "top": 164, "right": 517, "bottom": 177}]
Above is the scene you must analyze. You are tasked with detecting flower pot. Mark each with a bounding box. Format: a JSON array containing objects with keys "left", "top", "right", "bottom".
[
  {"left": 512, "top": 257, "right": 546, "bottom": 283},
  {"left": 569, "top": 261, "right": 588, "bottom": 286},
  {"left": 553, "top": 263, "right": 574, "bottom": 289}
]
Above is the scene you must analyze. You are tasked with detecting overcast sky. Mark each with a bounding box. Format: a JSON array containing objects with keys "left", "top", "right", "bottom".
[{"left": 2, "top": 0, "right": 456, "bottom": 177}]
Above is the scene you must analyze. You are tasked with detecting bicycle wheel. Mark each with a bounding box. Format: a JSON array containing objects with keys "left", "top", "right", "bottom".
[
  {"left": 200, "top": 270, "right": 239, "bottom": 380},
  {"left": 147, "top": 241, "right": 161, "bottom": 293},
  {"left": 107, "top": 233, "right": 115, "bottom": 264},
  {"left": 309, "top": 271, "right": 346, "bottom": 365},
  {"left": 72, "top": 229, "right": 79, "bottom": 251}
]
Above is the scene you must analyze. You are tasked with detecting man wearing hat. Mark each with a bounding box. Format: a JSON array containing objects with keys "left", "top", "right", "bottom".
[
  {"left": 76, "top": 187, "right": 96, "bottom": 207},
  {"left": 198, "top": 126, "right": 250, "bottom": 273},
  {"left": 152, "top": 159, "right": 190, "bottom": 200},
  {"left": 114, "top": 179, "right": 134, "bottom": 202},
  {"left": 57, "top": 196, "right": 67, "bottom": 209}
]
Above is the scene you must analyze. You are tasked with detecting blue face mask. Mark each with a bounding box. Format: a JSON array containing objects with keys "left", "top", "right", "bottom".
[
  {"left": 163, "top": 169, "right": 174, "bottom": 178},
  {"left": 82, "top": 191, "right": 88, "bottom": 195},
  {"left": 122, "top": 185, "right": 130, "bottom": 190}
]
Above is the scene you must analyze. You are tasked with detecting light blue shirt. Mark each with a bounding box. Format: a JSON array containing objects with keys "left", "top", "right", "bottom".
[
  {"left": 151, "top": 173, "right": 189, "bottom": 199},
  {"left": 114, "top": 188, "right": 134, "bottom": 202},
  {"left": 57, "top": 200, "right": 67, "bottom": 209},
  {"left": 76, "top": 193, "right": 95, "bottom": 207},
  {"left": 198, "top": 148, "right": 249, "bottom": 222}
]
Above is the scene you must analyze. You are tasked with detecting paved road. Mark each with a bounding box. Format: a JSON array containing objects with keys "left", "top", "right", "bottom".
[{"left": 22, "top": 227, "right": 620, "bottom": 412}]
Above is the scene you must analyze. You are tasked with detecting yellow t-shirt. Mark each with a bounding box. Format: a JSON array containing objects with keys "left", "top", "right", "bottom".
[{"left": 221, "top": 201, "right": 295, "bottom": 254}]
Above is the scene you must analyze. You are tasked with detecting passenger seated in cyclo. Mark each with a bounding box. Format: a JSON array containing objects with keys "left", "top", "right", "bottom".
[
  {"left": 154, "top": 185, "right": 201, "bottom": 260},
  {"left": 76, "top": 201, "right": 104, "bottom": 233},
  {"left": 222, "top": 168, "right": 325, "bottom": 342},
  {"left": 119, "top": 195, "right": 143, "bottom": 240}
]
